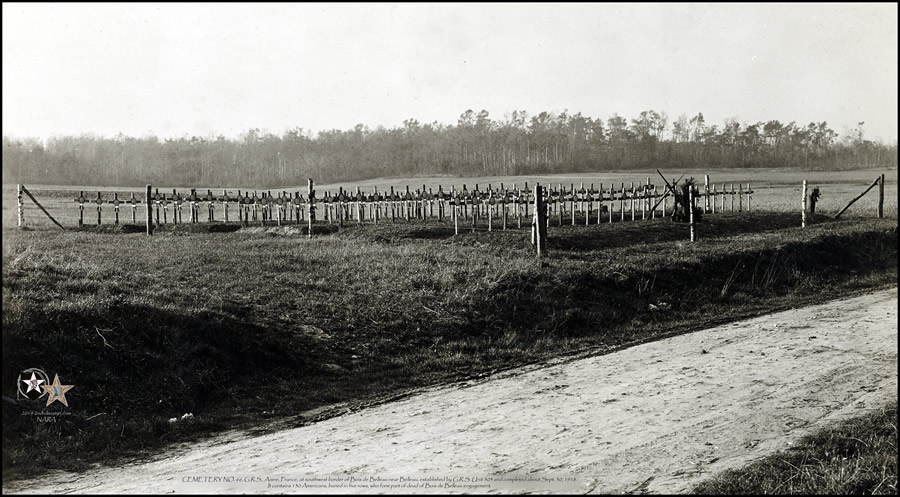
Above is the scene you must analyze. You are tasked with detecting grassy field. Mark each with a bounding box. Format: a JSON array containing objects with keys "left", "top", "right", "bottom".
[
  {"left": 1, "top": 168, "right": 898, "bottom": 486},
  {"left": 3, "top": 167, "right": 897, "bottom": 230},
  {"left": 693, "top": 401, "right": 897, "bottom": 495},
  {"left": 2, "top": 209, "right": 897, "bottom": 481}
]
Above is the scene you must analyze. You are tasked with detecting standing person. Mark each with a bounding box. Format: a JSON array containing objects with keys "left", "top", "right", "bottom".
[{"left": 809, "top": 187, "right": 821, "bottom": 216}]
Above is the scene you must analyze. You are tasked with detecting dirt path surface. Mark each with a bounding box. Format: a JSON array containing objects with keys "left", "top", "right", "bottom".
[{"left": 5, "top": 288, "right": 897, "bottom": 495}]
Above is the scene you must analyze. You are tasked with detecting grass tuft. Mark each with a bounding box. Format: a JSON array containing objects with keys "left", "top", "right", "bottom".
[{"left": 693, "top": 401, "right": 898, "bottom": 495}]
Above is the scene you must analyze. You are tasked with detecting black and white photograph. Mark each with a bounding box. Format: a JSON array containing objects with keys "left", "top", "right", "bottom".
[{"left": 2, "top": 2, "right": 897, "bottom": 494}]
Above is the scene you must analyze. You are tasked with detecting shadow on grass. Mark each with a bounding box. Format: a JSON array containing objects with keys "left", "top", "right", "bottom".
[{"left": 1, "top": 301, "right": 342, "bottom": 476}]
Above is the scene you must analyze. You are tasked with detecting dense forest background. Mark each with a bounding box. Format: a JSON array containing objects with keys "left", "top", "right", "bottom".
[{"left": 3, "top": 109, "right": 897, "bottom": 187}]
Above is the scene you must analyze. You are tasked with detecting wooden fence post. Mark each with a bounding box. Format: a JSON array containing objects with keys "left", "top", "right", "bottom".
[
  {"left": 307, "top": 179, "right": 316, "bottom": 238},
  {"left": 704, "top": 175, "right": 710, "bottom": 213},
  {"left": 835, "top": 176, "right": 882, "bottom": 219},
  {"left": 146, "top": 185, "right": 152, "bottom": 235},
  {"left": 608, "top": 185, "right": 614, "bottom": 223},
  {"left": 356, "top": 187, "right": 362, "bottom": 225},
  {"left": 630, "top": 182, "right": 636, "bottom": 221},
  {"left": 502, "top": 187, "right": 508, "bottom": 230},
  {"left": 454, "top": 198, "right": 459, "bottom": 235},
  {"left": 597, "top": 183, "right": 603, "bottom": 224},
  {"left": 730, "top": 183, "right": 735, "bottom": 212},
  {"left": 487, "top": 190, "right": 493, "bottom": 232},
  {"left": 571, "top": 184, "right": 576, "bottom": 226},
  {"left": 689, "top": 185, "right": 695, "bottom": 242},
  {"left": 113, "top": 193, "right": 120, "bottom": 225},
  {"left": 17, "top": 184, "right": 23, "bottom": 228},
  {"left": 801, "top": 180, "right": 807, "bottom": 228},
  {"left": 747, "top": 183, "right": 752, "bottom": 212},
  {"left": 641, "top": 185, "right": 646, "bottom": 220},
  {"left": 79, "top": 191, "right": 85, "bottom": 226},
  {"left": 878, "top": 174, "right": 885, "bottom": 218},
  {"left": 533, "top": 184, "right": 547, "bottom": 257}
]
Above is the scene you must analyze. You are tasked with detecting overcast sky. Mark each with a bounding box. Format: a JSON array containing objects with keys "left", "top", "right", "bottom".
[{"left": 3, "top": 3, "right": 897, "bottom": 142}]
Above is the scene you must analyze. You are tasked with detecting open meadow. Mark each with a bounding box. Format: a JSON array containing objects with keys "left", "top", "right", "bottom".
[{"left": 2, "top": 167, "right": 897, "bottom": 489}]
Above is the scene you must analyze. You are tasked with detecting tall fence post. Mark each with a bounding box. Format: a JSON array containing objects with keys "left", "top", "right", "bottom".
[
  {"left": 146, "top": 185, "right": 152, "bottom": 235},
  {"left": 747, "top": 183, "right": 752, "bottom": 212},
  {"left": 689, "top": 185, "right": 695, "bottom": 242},
  {"left": 878, "top": 174, "right": 885, "bottom": 218},
  {"left": 307, "top": 179, "right": 316, "bottom": 238},
  {"left": 835, "top": 176, "right": 882, "bottom": 219},
  {"left": 801, "top": 180, "right": 807, "bottom": 228},
  {"left": 704, "top": 175, "right": 710, "bottom": 213},
  {"left": 17, "top": 184, "right": 23, "bottom": 228},
  {"left": 533, "top": 184, "right": 547, "bottom": 257}
]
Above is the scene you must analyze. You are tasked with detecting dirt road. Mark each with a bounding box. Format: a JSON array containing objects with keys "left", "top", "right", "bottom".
[{"left": 5, "top": 288, "right": 897, "bottom": 494}]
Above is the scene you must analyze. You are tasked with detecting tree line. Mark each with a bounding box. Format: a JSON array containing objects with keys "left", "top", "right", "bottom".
[{"left": 3, "top": 109, "right": 896, "bottom": 187}]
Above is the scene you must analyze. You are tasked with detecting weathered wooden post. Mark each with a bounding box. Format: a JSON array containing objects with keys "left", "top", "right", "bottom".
[
  {"left": 704, "top": 175, "right": 710, "bottom": 213},
  {"left": 95, "top": 192, "right": 103, "bottom": 225},
  {"left": 747, "top": 183, "right": 752, "bottom": 212},
  {"left": 174, "top": 189, "right": 182, "bottom": 224},
  {"left": 730, "top": 183, "right": 735, "bottom": 212},
  {"left": 188, "top": 189, "right": 195, "bottom": 223},
  {"left": 606, "top": 185, "right": 612, "bottom": 223},
  {"left": 533, "top": 184, "right": 547, "bottom": 257},
  {"left": 453, "top": 188, "right": 459, "bottom": 235},
  {"left": 275, "top": 194, "right": 282, "bottom": 227},
  {"left": 76, "top": 191, "right": 86, "bottom": 226},
  {"left": 113, "top": 193, "right": 120, "bottom": 224},
  {"left": 554, "top": 184, "right": 559, "bottom": 222},
  {"left": 471, "top": 189, "right": 477, "bottom": 234},
  {"left": 390, "top": 186, "right": 396, "bottom": 223},
  {"left": 630, "top": 182, "right": 636, "bottom": 221},
  {"left": 307, "top": 179, "right": 316, "bottom": 238},
  {"left": 223, "top": 191, "right": 230, "bottom": 222},
  {"left": 17, "top": 184, "right": 23, "bottom": 228},
  {"left": 641, "top": 185, "right": 646, "bottom": 220},
  {"left": 487, "top": 189, "right": 493, "bottom": 232},
  {"left": 878, "top": 174, "right": 885, "bottom": 218},
  {"left": 502, "top": 186, "right": 508, "bottom": 230},
  {"left": 689, "top": 185, "right": 695, "bottom": 242},
  {"left": 584, "top": 184, "right": 590, "bottom": 226},
  {"left": 404, "top": 186, "right": 412, "bottom": 223},
  {"left": 571, "top": 184, "right": 577, "bottom": 226},
  {"left": 617, "top": 183, "right": 624, "bottom": 221},
  {"left": 801, "top": 180, "right": 807, "bottom": 229},
  {"left": 738, "top": 184, "right": 744, "bottom": 212},
  {"left": 356, "top": 187, "right": 362, "bottom": 224},
  {"left": 145, "top": 185, "right": 152, "bottom": 235},
  {"left": 156, "top": 189, "right": 163, "bottom": 226},
  {"left": 237, "top": 191, "right": 244, "bottom": 226},
  {"left": 337, "top": 187, "right": 345, "bottom": 229}
]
